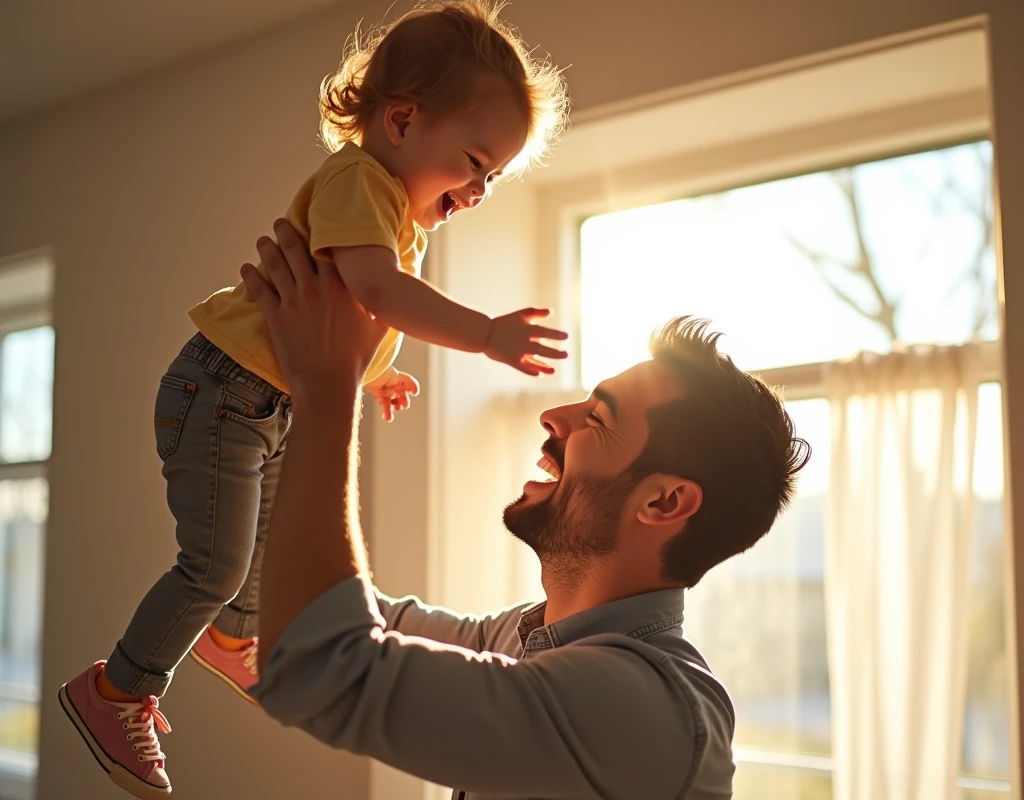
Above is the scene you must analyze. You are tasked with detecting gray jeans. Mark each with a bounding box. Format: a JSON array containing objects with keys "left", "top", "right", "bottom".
[{"left": 105, "top": 333, "right": 292, "bottom": 697}]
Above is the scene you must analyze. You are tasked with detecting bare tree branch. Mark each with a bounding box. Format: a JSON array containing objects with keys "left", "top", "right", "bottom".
[
  {"left": 784, "top": 168, "right": 899, "bottom": 341},
  {"left": 784, "top": 233, "right": 896, "bottom": 334},
  {"left": 943, "top": 144, "right": 995, "bottom": 335},
  {"left": 785, "top": 144, "right": 994, "bottom": 344},
  {"left": 834, "top": 169, "right": 899, "bottom": 340}
]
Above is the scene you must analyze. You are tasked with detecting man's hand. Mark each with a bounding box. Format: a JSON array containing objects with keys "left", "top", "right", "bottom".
[
  {"left": 240, "top": 219, "right": 388, "bottom": 399},
  {"left": 247, "top": 219, "right": 382, "bottom": 673},
  {"left": 483, "top": 308, "right": 569, "bottom": 376},
  {"left": 366, "top": 367, "right": 420, "bottom": 422}
]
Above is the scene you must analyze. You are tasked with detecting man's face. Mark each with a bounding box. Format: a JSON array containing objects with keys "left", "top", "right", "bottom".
[{"left": 503, "top": 360, "right": 685, "bottom": 564}]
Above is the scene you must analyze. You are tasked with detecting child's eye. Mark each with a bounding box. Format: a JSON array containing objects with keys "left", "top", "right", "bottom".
[
  {"left": 467, "top": 153, "right": 483, "bottom": 170},
  {"left": 587, "top": 412, "right": 604, "bottom": 427}
]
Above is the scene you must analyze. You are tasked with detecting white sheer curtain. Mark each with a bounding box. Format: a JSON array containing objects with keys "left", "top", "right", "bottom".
[{"left": 825, "top": 344, "right": 982, "bottom": 800}]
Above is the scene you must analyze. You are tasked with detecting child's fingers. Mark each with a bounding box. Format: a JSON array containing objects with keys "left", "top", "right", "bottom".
[
  {"left": 530, "top": 325, "right": 569, "bottom": 341},
  {"left": 524, "top": 356, "right": 556, "bottom": 375},
  {"left": 513, "top": 358, "right": 541, "bottom": 377},
  {"left": 376, "top": 394, "right": 394, "bottom": 422},
  {"left": 403, "top": 376, "right": 421, "bottom": 395},
  {"left": 530, "top": 343, "right": 568, "bottom": 360}
]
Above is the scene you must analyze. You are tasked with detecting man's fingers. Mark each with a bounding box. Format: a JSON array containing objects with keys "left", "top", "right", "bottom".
[
  {"left": 273, "top": 219, "right": 317, "bottom": 291},
  {"left": 240, "top": 264, "right": 280, "bottom": 319},
  {"left": 256, "top": 236, "right": 297, "bottom": 300}
]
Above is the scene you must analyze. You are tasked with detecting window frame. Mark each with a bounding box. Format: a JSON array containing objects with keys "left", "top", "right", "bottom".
[
  {"left": 533, "top": 87, "right": 989, "bottom": 392},
  {"left": 0, "top": 249, "right": 54, "bottom": 800}
]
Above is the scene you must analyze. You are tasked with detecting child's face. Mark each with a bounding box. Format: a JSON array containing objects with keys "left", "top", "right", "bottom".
[{"left": 387, "top": 77, "right": 529, "bottom": 231}]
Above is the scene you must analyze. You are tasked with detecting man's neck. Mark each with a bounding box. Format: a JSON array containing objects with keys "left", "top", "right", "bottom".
[
  {"left": 539, "top": 561, "right": 631, "bottom": 626},
  {"left": 538, "top": 554, "right": 681, "bottom": 627}
]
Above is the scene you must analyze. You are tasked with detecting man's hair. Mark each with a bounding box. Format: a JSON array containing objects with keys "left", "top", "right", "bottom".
[
  {"left": 628, "top": 316, "right": 811, "bottom": 588},
  {"left": 318, "top": 0, "right": 568, "bottom": 175}
]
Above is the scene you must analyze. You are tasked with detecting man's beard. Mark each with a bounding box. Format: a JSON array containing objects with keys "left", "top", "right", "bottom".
[{"left": 503, "top": 470, "right": 636, "bottom": 584}]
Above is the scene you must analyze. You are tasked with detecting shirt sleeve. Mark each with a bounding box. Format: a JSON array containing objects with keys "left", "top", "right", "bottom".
[
  {"left": 307, "top": 163, "right": 406, "bottom": 261},
  {"left": 251, "top": 577, "right": 699, "bottom": 800},
  {"left": 373, "top": 588, "right": 530, "bottom": 654}
]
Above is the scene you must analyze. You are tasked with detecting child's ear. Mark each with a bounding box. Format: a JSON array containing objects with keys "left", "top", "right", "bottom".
[{"left": 384, "top": 103, "right": 418, "bottom": 145}]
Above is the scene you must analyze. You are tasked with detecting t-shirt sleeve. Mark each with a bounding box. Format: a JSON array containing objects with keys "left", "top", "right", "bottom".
[{"left": 307, "top": 163, "right": 405, "bottom": 261}]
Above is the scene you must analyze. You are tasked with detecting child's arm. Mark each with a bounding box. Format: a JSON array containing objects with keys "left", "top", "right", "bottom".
[{"left": 331, "top": 245, "right": 490, "bottom": 353}]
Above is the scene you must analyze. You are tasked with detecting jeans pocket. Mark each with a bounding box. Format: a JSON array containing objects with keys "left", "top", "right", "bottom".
[
  {"left": 216, "top": 383, "right": 281, "bottom": 428},
  {"left": 154, "top": 374, "right": 197, "bottom": 460}
]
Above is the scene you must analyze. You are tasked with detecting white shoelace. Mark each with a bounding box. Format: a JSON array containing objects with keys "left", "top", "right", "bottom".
[
  {"left": 116, "top": 697, "right": 171, "bottom": 764},
  {"left": 242, "top": 639, "right": 259, "bottom": 676}
]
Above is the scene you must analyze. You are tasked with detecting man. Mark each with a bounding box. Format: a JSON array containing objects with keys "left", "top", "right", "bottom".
[{"left": 245, "top": 219, "right": 810, "bottom": 799}]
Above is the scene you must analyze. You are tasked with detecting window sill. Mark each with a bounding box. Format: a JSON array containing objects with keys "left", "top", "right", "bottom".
[
  {"left": 0, "top": 749, "right": 36, "bottom": 800},
  {"left": 734, "top": 746, "right": 1011, "bottom": 793}
]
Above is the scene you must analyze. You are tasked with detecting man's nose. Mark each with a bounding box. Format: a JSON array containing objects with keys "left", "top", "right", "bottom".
[{"left": 539, "top": 404, "right": 581, "bottom": 438}]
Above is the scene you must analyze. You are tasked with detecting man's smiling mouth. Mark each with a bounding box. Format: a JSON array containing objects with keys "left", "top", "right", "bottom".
[{"left": 536, "top": 453, "right": 561, "bottom": 483}]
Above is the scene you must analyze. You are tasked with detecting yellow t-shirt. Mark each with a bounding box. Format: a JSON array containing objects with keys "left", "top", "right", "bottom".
[{"left": 189, "top": 144, "right": 428, "bottom": 393}]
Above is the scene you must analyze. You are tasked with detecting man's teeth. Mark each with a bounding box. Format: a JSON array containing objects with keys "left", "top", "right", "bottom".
[{"left": 536, "top": 456, "right": 561, "bottom": 482}]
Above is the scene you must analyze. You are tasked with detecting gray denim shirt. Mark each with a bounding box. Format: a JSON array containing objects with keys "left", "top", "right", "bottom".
[{"left": 252, "top": 576, "right": 736, "bottom": 799}]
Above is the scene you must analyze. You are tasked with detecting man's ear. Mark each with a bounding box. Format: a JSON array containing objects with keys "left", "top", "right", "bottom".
[
  {"left": 383, "top": 102, "right": 419, "bottom": 145},
  {"left": 636, "top": 478, "right": 702, "bottom": 527}
]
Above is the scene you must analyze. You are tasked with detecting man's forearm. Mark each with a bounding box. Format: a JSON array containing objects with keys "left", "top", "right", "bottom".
[{"left": 257, "top": 379, "right": 366, "bottom": 672}]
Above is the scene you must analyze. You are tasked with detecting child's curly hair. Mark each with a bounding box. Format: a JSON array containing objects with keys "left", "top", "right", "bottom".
[{"left": 319, "top": 0, "right": 568, "bottom": 177}]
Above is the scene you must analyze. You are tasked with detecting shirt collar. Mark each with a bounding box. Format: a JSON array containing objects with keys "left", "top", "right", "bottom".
[{"left": 516, "top": 588, "right": 685, "bottom": 652}]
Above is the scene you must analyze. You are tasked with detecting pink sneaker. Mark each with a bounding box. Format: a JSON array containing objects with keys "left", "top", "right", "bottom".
[
  {"left": 58, "top": 662, "right": 171, "bottom": 800},
  {"left": 189, "top": 627, "right": 260, "bottom": 706}
]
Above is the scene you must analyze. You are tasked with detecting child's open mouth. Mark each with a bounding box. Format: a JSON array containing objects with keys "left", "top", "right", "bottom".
[{"left": 440, "top": 191, "right": 461, "bottom": 220}]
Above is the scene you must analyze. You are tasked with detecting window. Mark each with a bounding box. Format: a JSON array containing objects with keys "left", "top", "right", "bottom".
[
  {"left": 0, "top": 252, "right": 54, "bottom": 793},
  {"left": 578, "top": 142, "right": 1006, "bottom": 798}
]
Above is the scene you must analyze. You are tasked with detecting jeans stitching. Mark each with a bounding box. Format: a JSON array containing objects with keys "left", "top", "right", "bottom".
[{"left": 135, "top": 386, "right": 225, "bottom": 692}]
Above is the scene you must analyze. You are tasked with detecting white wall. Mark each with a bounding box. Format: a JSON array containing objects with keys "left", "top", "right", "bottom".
[
  {"left": 0, "top": 1, "right": 1022, "bottom": 799},
  {"left": 0, "top": 5, "right": 380, "bottom": 798}
]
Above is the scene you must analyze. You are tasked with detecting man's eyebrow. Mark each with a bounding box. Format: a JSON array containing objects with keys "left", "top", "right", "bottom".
[{"left": 592, "top": 385, "right": 618, "bottom": 421}]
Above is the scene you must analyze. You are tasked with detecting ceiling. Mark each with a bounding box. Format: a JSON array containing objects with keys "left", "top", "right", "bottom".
[{"left": 0, "top": 0, "right": 345, "bottom": 122}]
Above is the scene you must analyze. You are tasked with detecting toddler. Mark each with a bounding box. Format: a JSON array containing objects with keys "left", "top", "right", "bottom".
[{"left": 58, "top": 3, "right": 569, "bottom": 797}]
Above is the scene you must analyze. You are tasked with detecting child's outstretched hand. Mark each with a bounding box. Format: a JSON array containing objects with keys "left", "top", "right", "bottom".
[
  {"left": 366, "top": 367, "right": 420, "bottom": 422},
  {"left": 483, "top": 308, "right": 569, "bottom": 376}
]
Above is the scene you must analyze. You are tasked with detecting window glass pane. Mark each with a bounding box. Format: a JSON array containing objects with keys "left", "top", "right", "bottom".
[
  {"left": 579, "top": 141, "right": 994, "bottom": 388},
  {"left": 1, "top": 326, "right": 55, "bottom": 463},
  {"left": 0, "top": 477, "right": 46, "bottom": 754},
  {"left": 685, "top": 399, "right": 830, "bottom": 756},
  {"left": 963, "top": 383, "right": 1009, "bottom": 779},
  {"left": 733, "top": 762, "right": 832, "bottom": 800},
  {"left": 960, "top": 790, "right": 1012, "bottom": 800}
]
